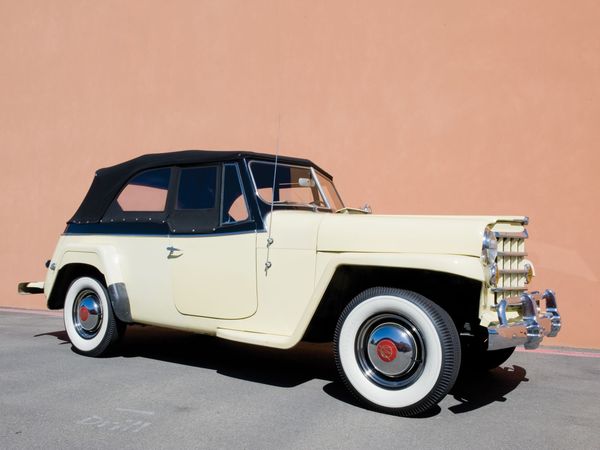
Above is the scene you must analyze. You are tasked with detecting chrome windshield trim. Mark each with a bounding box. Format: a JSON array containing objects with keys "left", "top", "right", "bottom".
[
  {"left": 310, "top": 167, "right": 331, "bottom": 210},
  {"left": 314, "top": 169, "right": 345, "bottom": 210},
  {"left": 248, "top": 160, "right": 334, "bottom": 211}
]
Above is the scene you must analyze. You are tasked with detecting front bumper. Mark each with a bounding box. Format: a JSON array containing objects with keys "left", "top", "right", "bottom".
[{"left": 487, "top": 289, "right": 561, "bottom": 351}]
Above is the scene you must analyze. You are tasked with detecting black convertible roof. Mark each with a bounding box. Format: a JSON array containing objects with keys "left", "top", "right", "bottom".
[{"left": 69, "top": 150, "right": 329, "bottom": 224}]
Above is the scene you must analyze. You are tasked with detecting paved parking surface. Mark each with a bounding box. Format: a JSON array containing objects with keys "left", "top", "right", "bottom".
[{"left": 1, "top": 309, "right": 599, "bottom": 449}]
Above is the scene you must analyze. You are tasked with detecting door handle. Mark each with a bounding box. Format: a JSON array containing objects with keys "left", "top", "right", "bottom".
[{"left": 166, "top": 246, "right": 182, "bottom": 257}]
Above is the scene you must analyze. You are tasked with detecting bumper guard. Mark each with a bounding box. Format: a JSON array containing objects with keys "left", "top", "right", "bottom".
[{"left": 487, "top": 289, "right": 561, "bottom": 351}]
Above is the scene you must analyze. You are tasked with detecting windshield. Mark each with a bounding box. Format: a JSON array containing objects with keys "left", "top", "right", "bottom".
[{"left": 249, "top": 161, "right": 344, "bottom": 211}]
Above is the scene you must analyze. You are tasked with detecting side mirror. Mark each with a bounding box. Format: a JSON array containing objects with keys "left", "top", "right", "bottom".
[{"left": 298, "top": 177, "right": 316, "bottom": 188}]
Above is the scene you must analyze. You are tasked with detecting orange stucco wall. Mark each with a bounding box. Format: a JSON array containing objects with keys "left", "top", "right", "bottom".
[{"left": 2, "top": 1, "right": 598, "bottom": 348}]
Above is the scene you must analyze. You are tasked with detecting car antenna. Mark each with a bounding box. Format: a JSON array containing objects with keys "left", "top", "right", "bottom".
[{"left": 265, "top": 114, "right": 281, "bottom": 274}]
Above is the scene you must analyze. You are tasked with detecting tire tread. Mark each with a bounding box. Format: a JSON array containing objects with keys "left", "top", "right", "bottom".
[{"left": 333, "top": 287, "right": 461, "bottom": 417}]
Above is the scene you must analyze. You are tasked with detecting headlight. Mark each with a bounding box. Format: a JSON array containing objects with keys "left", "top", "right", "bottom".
[
  {"left": 487, "top": 263, "right": 498, "bottom": 286},
  {"left": 481, "top": 227, "right": 498, "bottom": 266}
]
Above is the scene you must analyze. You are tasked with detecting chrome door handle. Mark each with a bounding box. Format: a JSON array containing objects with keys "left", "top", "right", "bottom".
[{"left": 166, "top": 246, "right": 181, "bottom": 254}]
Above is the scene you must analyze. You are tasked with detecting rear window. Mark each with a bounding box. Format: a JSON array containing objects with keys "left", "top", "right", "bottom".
[{"left": 116, "top": 168, "right": 171, "bottom": 212}]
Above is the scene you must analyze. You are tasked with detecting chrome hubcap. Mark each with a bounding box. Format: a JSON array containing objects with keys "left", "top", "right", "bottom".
[
  {"left": 72, "top": 289, "right": 102, "bottom": 339},
  {"left": 356, "top": 314, "right": 424, "bottom": 389},
  {"left": 367, "top": 323, "right": 418, "bottom": 376}
]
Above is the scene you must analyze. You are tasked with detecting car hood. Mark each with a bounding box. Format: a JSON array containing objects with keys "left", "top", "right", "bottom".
[{"left": 317, "top": 213, "right": 527, "bottom": 257}]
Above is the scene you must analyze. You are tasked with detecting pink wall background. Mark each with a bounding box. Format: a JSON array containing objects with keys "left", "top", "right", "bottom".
[{"left": 2, "top": 0, "right": 598, "bottom": 348}]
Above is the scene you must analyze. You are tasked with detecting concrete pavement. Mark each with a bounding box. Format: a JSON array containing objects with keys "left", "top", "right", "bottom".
[{"left": 1, "top": 309, "right": 599, "bottom": 449}]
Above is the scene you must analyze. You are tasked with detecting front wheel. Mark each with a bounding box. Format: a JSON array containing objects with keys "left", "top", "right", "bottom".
[
  {"left": 63, "top": 276, "right": 124, "bottom": 357},
  {"left": 334, "top": 288, "right": 461, "bottom": 416}
]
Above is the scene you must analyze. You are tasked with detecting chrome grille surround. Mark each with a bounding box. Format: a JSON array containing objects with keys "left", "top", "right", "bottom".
[{"left": 492, "top": 229, "right": 528, "bottom": 304}]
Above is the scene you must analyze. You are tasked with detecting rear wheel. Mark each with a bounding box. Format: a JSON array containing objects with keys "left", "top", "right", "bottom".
[
  {"left": 334, "top": 287, "right": 461, "bottom": 416},
  {"left": 63, "top": 276, "right": 124, "bottom": 356}
]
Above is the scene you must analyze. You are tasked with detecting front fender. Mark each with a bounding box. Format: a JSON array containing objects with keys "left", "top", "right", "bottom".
[
  {"left": 287, "top": 252, "right": 485, "bottom": 347},
  {"left": 316, "top": 252, "right": 485, "bottom": 284}
]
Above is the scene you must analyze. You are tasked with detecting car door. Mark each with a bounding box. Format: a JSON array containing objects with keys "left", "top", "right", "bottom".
[{"left": 167, "top": 162, "right": 258, "bottom": 319}]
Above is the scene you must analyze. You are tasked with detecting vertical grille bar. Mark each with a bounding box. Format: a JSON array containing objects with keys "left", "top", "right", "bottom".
[{"left": 493, "top": 229, "right": 528, "bottom": 303}]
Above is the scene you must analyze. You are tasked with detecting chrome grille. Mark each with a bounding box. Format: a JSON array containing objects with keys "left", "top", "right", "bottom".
[{"left": 493, "top": 229, "right": 528, "bottom": 303}]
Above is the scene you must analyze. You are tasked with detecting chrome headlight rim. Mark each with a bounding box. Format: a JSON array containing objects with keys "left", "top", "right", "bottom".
[
  {"left": 481, "top": 227, "right": 498, "bottom": 266},
  {"left": 487, "top": 263, "right": 498, "bottom": 287}
]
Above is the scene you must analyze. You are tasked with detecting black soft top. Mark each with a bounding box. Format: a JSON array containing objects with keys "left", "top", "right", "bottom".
[{"left": 69, "top": 150, "right": 329, "bottom": 224}]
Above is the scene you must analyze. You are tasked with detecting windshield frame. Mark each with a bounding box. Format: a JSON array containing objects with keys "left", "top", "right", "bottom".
[
  {"left": 247, "top": 160, "right": 344, "bottom": 212},
  {"left": 315, "top": 170, "right": 345, "bottom": 211}
]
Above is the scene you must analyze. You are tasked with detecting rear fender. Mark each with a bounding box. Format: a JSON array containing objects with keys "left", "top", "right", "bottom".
[{"left": 45, "top": 244, "right": 131, "bottom": 322}]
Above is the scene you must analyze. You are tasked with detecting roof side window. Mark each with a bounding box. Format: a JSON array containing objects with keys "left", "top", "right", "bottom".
[
  {"left": 221, "top": 163, "right": 249, "bottom": 224},
  {"left": 176, "top": 167, "right": 217, "bottom": 210},
  {"left": 116, "top": 168, "right": 171, "bottom": 212},
  {"left": 168, "top": 165, "right": 221, "bottom": 234}
]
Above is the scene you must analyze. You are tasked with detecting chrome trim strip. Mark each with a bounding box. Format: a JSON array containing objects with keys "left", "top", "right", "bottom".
[
  {"left": 494, "top": 230, "right": 529, "bottom": 239},
  {"left": 170, "top": 229, "right": 261, "bottom": 238},
  {"left": 495, "top": 217, "right": 529, "bottom": 225},
  {"left": 497, "top": 251, "right": 528, "bottom": 257},
  {"left": 492, "top": 287, "right": 527, "bottom": 293},
  {"left": 498, "top": 269, "right": 529, "bottom": 275},
  {"left": 63, "top": 229, "right": 263, "bottom": 238}
]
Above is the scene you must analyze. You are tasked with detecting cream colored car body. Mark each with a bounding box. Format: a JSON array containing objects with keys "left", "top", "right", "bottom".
[{"left": 42, "top": 211, "right": 526, "bottom": 349}]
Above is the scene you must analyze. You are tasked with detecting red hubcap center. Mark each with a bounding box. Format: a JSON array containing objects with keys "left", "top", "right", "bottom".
[
  {"left": 376, "top": 339, "right": 397, "bottom": 362},
  {"left": 79, "top": 306, "right": 89, "bottom": 321}
]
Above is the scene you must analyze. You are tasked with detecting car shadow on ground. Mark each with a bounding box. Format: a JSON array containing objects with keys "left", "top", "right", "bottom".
[
  {"left": 35, "top": 325, "right": 528, "bottom": 416},
  {"left": 322, "top": 364, "right": 528, "bottom": 418},
  {"left": 36, "top": 325, "right": 337, "bottom": 388},
  {"left": 449, "top": 365, "right": 529, "bottom": 414}
]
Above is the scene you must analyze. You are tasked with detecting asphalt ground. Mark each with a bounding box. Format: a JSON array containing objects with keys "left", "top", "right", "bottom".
[{"left": 1, "top": 309, "right": 599, "bottom": 450}]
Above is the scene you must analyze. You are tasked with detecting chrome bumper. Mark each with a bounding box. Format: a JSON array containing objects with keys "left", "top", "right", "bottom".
[{"left": 487, "top": 289, "right": 561, "bottom": 351}]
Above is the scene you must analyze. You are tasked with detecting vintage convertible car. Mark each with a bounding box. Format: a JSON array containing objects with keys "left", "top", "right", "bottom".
[{"left": 19, "top": 150, "right": 561, "bottom": 416}]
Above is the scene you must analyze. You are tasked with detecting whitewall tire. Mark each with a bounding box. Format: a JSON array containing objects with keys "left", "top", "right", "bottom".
[
  {"left": 63, "top": 276, "right": 123, "bottom": 356},
  {"left": 334, "top": 287, "right": 461, "bottom": 416}
]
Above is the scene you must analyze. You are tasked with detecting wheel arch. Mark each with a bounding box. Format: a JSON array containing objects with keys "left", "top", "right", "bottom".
[
  {"left": 46, "top": 247, "right": 132, "bottom": 323},
  {"left": 47, "top": 262, "right": 106, "bottom": 310},
  {"left": 302, "top": 255, "right": 484, "bottom": 343}
]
